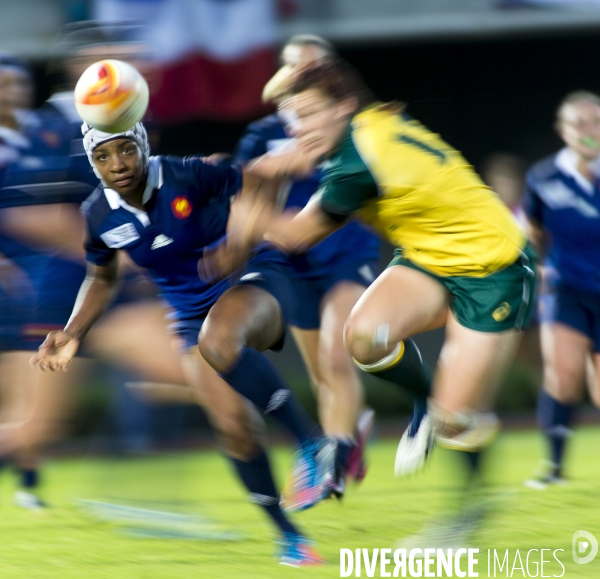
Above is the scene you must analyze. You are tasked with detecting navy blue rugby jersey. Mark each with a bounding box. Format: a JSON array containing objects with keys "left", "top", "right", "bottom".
[
  {"left": 83, "top": 156, "right": 240, "bottom": 319},
  {"left": 0, "top": 95, "right": 97, "bottom": 209},
  {"left": 0, "top": 99, "right": 96, "bottom": 270},
  {"left": 524, "top": 148, "right": 600, "bottom": 292},
  {"left": 0, "top": 121, "right": 38, "bottom": 263},
  {"left": 235, "top": 114, "right": 379, "bottom": 275}
]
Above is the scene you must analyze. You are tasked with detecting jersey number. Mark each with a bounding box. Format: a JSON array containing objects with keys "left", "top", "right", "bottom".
[{"left": 396, "top": 134, "right": 446, "bottom": 164}]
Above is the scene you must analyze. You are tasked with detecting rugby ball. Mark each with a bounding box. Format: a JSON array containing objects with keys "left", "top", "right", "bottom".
[{"left": 74, "top": 59, "right": 149, "bottom": 133}]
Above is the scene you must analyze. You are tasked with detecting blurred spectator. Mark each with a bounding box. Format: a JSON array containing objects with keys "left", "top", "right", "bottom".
[
  {"left": 0, "top": 54, "right": 33, "bottom": 122},
  {"left": 523, "top": 91, "right": 600, "bottom": 489},
  {"left": 0, "top": 55, "right": 34, "bottom": 166},
  {"left": 481, "top": 152, "right": 527, "bottom": 218}
]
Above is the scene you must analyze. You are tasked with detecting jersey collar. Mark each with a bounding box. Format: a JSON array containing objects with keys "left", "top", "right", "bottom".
[
  {"left": 555, "top": 147, "right": 596, "bottom": 195},
  {"left": 103, "top": 157, "right": 163, "bottom": 227}
]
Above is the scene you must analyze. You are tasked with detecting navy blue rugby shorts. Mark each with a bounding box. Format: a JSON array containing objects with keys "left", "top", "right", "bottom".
[
  {"left": 539, "top": 281, "right": 600, "bottom": 352},
  {"left": 171, "top": 246, "right": 294, "bottom": 351},
  {"left": 289, "top": 259, "right": 379, "bottom": 330}
]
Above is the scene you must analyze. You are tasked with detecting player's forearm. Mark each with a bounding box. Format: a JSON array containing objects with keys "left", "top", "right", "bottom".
[
  {"left": 240, "top": 170, "right": 283, "bottom": 206},
  {"left": 265, "top": 204, "right": 341, "bottom": 253},
  {"left": 245, "top": 153, "right": 292, "bottom": 181},
  {"left": 245, "top": 148, "right": 319, "bottom": 181},
  {"left": 265, "top": 224, "right": 326, "bottom": 253},
  {"left": 230, "top": 172, "right": 283, "bottom": 248},
  {"left": 64, "top": 275, "right": 118, "bottom": 342}
]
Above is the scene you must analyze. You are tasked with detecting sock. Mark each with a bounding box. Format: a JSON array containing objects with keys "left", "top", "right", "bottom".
[
  {"left": 20, "top": 468, "right": 39, "bottom": 489},
  {"left": 409, "top": 400, "right": 428, "bottom": 436},
  {"left": 456, "top": 451, "right": 486, "bottom": 520},
  {"left": 356, "top": 340, "right": 432, "bottom": 434},
  {"left": 537, "top": 389, "right": 574, "bottom": 474},
  {"left": 461, "top": 451, "right": 482, "bottom": 481},
  {"left": 334, "top": 437, "right": 355, "bottom": 477},
  {"left": 221, "top": 347, "right": 318, "bottom": 444},
  {"left": 230, "top": 449, "right": 299, "bottom": 537}
]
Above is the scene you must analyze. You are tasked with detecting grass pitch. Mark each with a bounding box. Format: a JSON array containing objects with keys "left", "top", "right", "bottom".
[{"left": 0, "top": 426, "right": 599, "bottom": 578}]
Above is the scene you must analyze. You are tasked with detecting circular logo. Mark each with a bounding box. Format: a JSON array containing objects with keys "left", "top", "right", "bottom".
[{"left": 171, "top": 196, "right": 192, "bottom": 219}]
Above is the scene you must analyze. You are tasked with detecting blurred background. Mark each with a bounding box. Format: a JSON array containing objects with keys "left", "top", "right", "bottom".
[{"left": 0, "top": 0, "right": 599, "bottom": 452}]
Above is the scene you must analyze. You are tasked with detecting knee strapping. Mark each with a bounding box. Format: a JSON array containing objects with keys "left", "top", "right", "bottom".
[
  {"left": 428, "top": 401, "right": 501, "bottom": 452},
  {"left": 353, "top": 341, "right": 405, "bottom": 372}
]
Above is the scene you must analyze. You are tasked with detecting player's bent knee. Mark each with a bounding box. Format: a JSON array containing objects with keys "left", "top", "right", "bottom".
[
  {"left": 428, "top": 400, "right": 501, "bottom": 452},
  {"left": 344, "top": 319, "right": 399, "bottom": 365},
  {"left": 545, "top": 379, "right": 584, "bottom": 405},
  {"left": 343, "top": 318, "right": 372, "bottom": 346},
  {"left": 555, "top": 390, "right": 583, "bottom": 406},
  {"left": 198, "top": 329, "right": 242, "bottom": 373},
  {"left": 344, "top": 323, "right": 377, "bottom": 364}
]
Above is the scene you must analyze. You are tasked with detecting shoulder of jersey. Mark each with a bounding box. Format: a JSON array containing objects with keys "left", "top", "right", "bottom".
[
  {"left": 247, "top": 113, "right": 282, "bottom": 133},
  {"left": 160, "top": 155, "right": 208, "bottom": 186},
  {"left": 81, "top": 186, "right": 111, "bottom": 232},
  {"left": 159, "top": 155, "right": 191, "bottom": 179},
  {"left": 238, "top": 115, "right": 286, "bottom": 148},
  {"left": 527, "top": 152, "right": 560, "bottom": 183}
]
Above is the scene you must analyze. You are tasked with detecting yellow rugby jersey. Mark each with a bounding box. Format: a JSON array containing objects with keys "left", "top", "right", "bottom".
[{"left": 318, "top": 105, "right": 526, "bottom": 277}]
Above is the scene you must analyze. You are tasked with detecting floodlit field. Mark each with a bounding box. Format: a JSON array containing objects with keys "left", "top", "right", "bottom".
[{"left": 0, "top": 426, "right": 599, "bottom": 578}]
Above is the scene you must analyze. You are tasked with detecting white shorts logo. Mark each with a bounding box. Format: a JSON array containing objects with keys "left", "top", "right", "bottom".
[
  {"left": 100, "top": 223, "right": 140, "bottom": 248},
  {"left": 358, "top": 264, "right": 375, "bottom": 283},
  {"left": 240, "top": 272, "right": 264, "bottom": 282}
]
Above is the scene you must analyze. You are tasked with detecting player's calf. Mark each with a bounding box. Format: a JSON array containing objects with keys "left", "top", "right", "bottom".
[
  {"left": 352, "top": 338, "right": 434, "bottom": 476},
  {"left": 208, "top": 405, "right": 259, "bottom": 459}
]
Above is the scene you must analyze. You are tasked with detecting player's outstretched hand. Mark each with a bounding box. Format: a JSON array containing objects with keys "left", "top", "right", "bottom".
[{"left": 30, "top": 331, "right": 80, "bottom": 372}]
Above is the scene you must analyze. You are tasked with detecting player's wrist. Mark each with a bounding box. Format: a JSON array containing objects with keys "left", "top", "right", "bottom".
[{"left": 61, "top": 326, "right": 83, "bottom": 344}]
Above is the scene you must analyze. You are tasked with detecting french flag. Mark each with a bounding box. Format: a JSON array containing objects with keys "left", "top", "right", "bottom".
[{"left": 94, "top": 0, "right": 278, "bottom": 123}]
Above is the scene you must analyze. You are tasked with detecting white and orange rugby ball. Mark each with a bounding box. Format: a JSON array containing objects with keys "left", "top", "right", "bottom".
[{"left": 74, "top": 59, "right": 149, "bottom": 133}]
